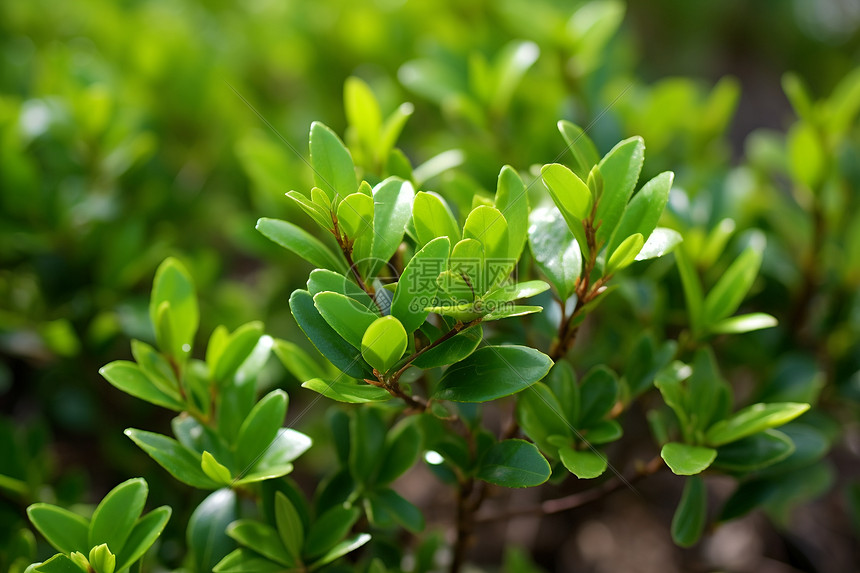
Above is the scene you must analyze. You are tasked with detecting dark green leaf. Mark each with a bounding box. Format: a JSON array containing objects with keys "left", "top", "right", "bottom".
[
  {"left": 99, "top": 361, "right": 185, "bottom": 411},
  {"left": 367, "top": 488, "right": 425, "bottom": 533},
  {"left": 578, "top": 366, "right": 619, "bottom": 428},
  {"left": 32, "top": 554, "right": 85, "bottom": 573},
  {"left": 213, "top": 549, "right": 289, "bottom": 573},
  {"left": 376, "top": 417, "right": 422, "bottom": 485},
  {"left": 349, "top": 407, "right": 387, "bottom": 485},
  {"left": 476, "top": 439, "right": 551, "bottom": 487},
  {"left": 671, "top": 476, "right": 707, "bottom": 547},
  {"left": 714, "top": 429, "right": 795, "bottom": 472},
  {"left": 187, "top": 489, "right": 237, "bottom": 573},
  {"left": 308, "top": 533, "right": 371, "bottom": 571},
  {"left": 305, "top": 506, "right": 361, "bottom": 559},
  {"left": 516, "top": 383, "right": 571, "bottom": 456},
  {"left": 274, "top": 491, "right": 303, "bottom": 563},
  {"left": 434, "top": 346, "right": 553, "bottom": 403}
]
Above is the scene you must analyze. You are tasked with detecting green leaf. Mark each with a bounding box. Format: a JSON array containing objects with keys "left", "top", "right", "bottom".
[
  {"left": 557, "top": 120, "right": 600, "bottom": 179},
  {"left": 213, "top": 549, "right": 289, "bottom": 573},
  {"left": 33, "top": 554, "right": 86, "bottom": 573},
  {"left": 787, "top": 121, "right": 824, "bottom": 189},
  {"left": 305, "top": 506, "right": 361, "bottom": 559},
  {"left": 702, "top": 241, "right": 764, "bottom": 326},
  {"left": 88, "top": 544, "right": 115, "bottom": 573},
  {"left": 434, "top": 346, "right": 553, "bottom": 402},
  {"left": 89, "top": 477, "right": 148, "bottom": 554},
  {"left": 367, "top": 178, "right": 415, "bottom": 276},
  {"left": 286, "top": 190, "right": 333, "bottom": 231},
  {"left": 476, "top": 439, "right": 551, "bottom": 487},
  {"left": 361, "top": 316, "right": 408, "bottom": 374},
  {"left": 540, "top": 164, "right": 590, "bottom": 251},
  {"left": 337, "top": 192, "right": 374, "bottom": 239},
  {"left": 675, "top": 248, "right": 704, "bottom": 334},
  {"left": 344, "top": 77, "right": 382, "bottom": 158},
  {"left": 447, "top": 238, "right": 485, "bottom": 300},
  {"left": 187, "top": 489, "right": 237, "bottom": 573},
  {"left": 705, "top": 402, "right": 810, "bottom": 446},
  {"left": 257, "top": 218, "right": 346, "bottom": 273},
  {"left": 273, "top": 339, "right": 332, "bottom": 383},
  {"left": 349, "top": 407, "right": 387, "bottom": 485},
  {"left": 463, "top": 205, "right": 510, "bottom": 271},
  {"left": 635, "top": 227, "right": 683, "bottom": 261},
  {"left": 227, "top": 520, "right": 292, "bottom": 567},
  {"left": 412, "top": 192, "right": 461, "bottom": 248},
  {"left": 671, "top": 476, "right": 707, "bottom": 547},
  {"left": 516, "top": 383, "right": 572, "bottom": 455},
  {"left": 26, "top": 504, "right": 89, "bottom": 555},
  {"left": 578, "top": 366, "right": 619, "bottom": 428},
  {"left": 149, "top": 257, "right": 198, "bottom": 360},
  {"left": 212, "top": 322, "right": 265, "bottom": 385},
  {"left": 391, "top": 237, "right": 450, "bottom": 332},
  {"left": 308, "top": 533, "right": 371, "bottom": 571},
  {"left": 605, "top": 233, "right": 643, "bottom": 274},
  {"left": 660, "top": 443, "right": 717, "bottom": 476},
  {"left": 586, "top": 420, "right": 623, "bottom": 444},
  {"left": 235, "top": 389, "right": 287, "bottom": 470},
  {"left": 708, "top": 313, "right": 777, "bottom": 335},
  {"left": 302, "top": 379, "right": 391, "bottom": 403},
  {"left": 528, "top": 205, "right": 582, "bottom": 301},
  {"left": 494, "top": 166, "right": 529, "bottom": 261},
  {"left": 125, "top": 429, "right": 219, "bottom": 489},
  {"left": 307, "top": 269, "right": 375, "bottom": 311},
  {"left": 99, "top": 361, "right": 183, "bottom": 411},
  {"left": 367, "top": 488, "right": 425, "bottom": 533},
  {"left": 595, "top": 136, "right": 645, "bottom": 246},
  {"left": 309, "top": 122, "right": 357, "bottom": 201},
  {"left": 481, "top": 305, "right": 543, "bottom": 322},
  {"left": 376, "top": 417, "right": 422, "bottom": 485},
  {"left": 607, "top": 171, "right": 673, "bottom": 256},
  {"left": 484, "top": 280, "right": 550, "bottom": 303},
  {"left": 115, "top": 506, "right": 171, "bottom": 571},
  {"left": 559, "top": 447, "right": 607, "bottom": 479},
  {"left": 714, "top": 429, "right": 795, "bottom": 472},
  {"left": 274, "top": 491, "right": 303, "bottom": 563},
  {"left": 289, "top": 290, "right": 370, "bottom": 378},
  {"left": 412, "top": 324, "right": 483, "bottom": 368},
  {"left": 130, "top": 339, "right": 181, "bottom": 399},
  {"left": 201, "top": 451, "right": 233, "bottom": 485}
]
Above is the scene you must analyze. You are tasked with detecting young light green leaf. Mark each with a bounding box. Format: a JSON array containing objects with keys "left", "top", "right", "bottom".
[
  {"left": 289, "top": 290, "right": 371, "bottom": 378},
  {"left": 307, "top": 269, "right": 375, "bottom": 311},
  {"left": 313, "top": 291, "right": 379, "bottom": 349},
  {"left": 257, "top": 218, "right": 347, "bottom": 273},
  {"left": 201, "top": 451, "right": 233, "bottom": 485},
  {"left": 607, "top": 171, "right": 673, "bottom": 256},
  {"left": 635, "top": 227, "right": 682, "bottom": 261},
  {"left": 559, "top": 447, "right": 608, "bottom": 479},
  {"left": 605, "top": 233, "right": 643, "bottom": 274},
  {"left": 494, "top": 165, "right": 529, "bottom": 260},
  {"left": 541, "top": 163, "right": 592, "bottom": 234},
  {"left": 481, "top": 305, "right": 543, "bottom": 322},
  {"left": 672, "top": 476, "right": 707, "bottom": 547},
  {"left": 708, "top": 313, "right": 778, "bottom": 335},
  {"left": 149, "top": 258, "right": 198, "bottom": 359},
  {"left": 309, "top": 122, "right": 357, "bottom": 201},
  {"left": 367, "top": 178, "right": 414, "bottom": 276},
  {"left": 337, "top": 192, "right": 373, "bottom": 239},
  {"left": 484, "top": 280, "right": 550, "bottom": 303},
  {"left": 26, "top": 504, "right": 90, "bottom": 555},
  {"left": 361, "top": 316, "right": 408, "bottom": 374},
  {"left": 379, "top": 103, "right": 415, "bottom": 164},
  {"left": 412, "top": 192, "right": 461, "bottom": 247},
  {"left": 212, "top": 322, "right": 265, "bottom": 385},
  {"left": 344, "top": 77, "right": 382, "bottom": 157},
  {"left": 391, "top": 237, "right": 450, "bottom": 332},
  {"left": 557, "top": 120, "right": 600, "bottom": 179},
  {"left": 477, "top": 439, "right": 551, "bottom": 487},
  {"left": 595, "top": 136, "right": 645, "bottom": 246},
  {"left": 89, "top": 478, "right": 148, "bottom": 554},
  {"left": 661, "top": 443, "right": 717, "bottom": 476},
  {"left": 235, "top": 390, "right": 287, "bottom": 470},
  {"left": 463, "top": 205, "right": 510, "bottom": 265},
  {"left": 448, "top": 238, "right": 484, "bottom": 298},
  {"left": 302, "top": 379, "right": 391, "bottom": 403},
  {"left": 125, "top": 429, "right": 219, "bottom": 489},
  {"left": 286, "top": 190, "right": 333, "bottom": 231},
  {"left": 528, "top": 205, "right": 582, "bottom": 300},
  {"left": 705, "top": 402, "right": 810, "bottom": 446},
  {"left": 787, "top": 121, "right": 824, "bottom": 190},
  {"left": 99, "top": 361, "right": 184, "bottom": 411},
  {"left": 434, "top": 346, "right": 553, "bottom": 403},
  {"left": 702, "top": 241, "right": 764, "bottom": 326},
  {"left": 115, "top": 506, "right": 172, "bottom": 571}
]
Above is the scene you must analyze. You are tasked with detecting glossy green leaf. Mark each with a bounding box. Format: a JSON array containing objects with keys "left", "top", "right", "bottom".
[
  {"left": 227, "top": 520, "right": 292, "bottom": 567},
  {"left": 557, "top": 120, "right": 600, "bottom": 178},
  {"left": 494, "top": 166, "right": 529, "bottom": 260},
  {"left": 391, "top": 237, "right": 450, "bottom": 332},
  {"left": 274, "top": 491, "right": 303, "bottom": 564},
  {"left": 368, "top": 177, "right": 415, "bottom": 276},
  {"left": 26, "top": 504, "right": 89, "bottom": 555},
  {"left": 578, "top": 366, "right": 619, "bottom": 428},
  {"left": 705, "top": 402, "right": 810, "bottom": 446},
  {"left": 671, "top": 476, "right": 707, "bottom": 547},
  {"left": 187, "top": 489, "right": 237, "bottom": 573},
  {"left": 412, "top": 324, "right": 483, "bottom": 368},
  {"left": 212, "top": 322, "right": 264, "bottom": 385},
  {"left": 484, "top": 280, "right": 550, "bottom": 303},
  {"left": 201, "top": 451, "right": 233, "bottom": 485},
  {"left": 608, "top": 171, "right": 673, "bottom": 256},
  {"left": 559, "top": 447, "right": 608, "bottom": 479},
  {"left": 302, "top": 379, "right": 391, "bottom": 403},
  {"left": 595, "top": 137, "right": 645, "bottom": 246},
  {"left": 313, "top": 291, "right": 379, "bottom": 349},
  {"left": 289, "top": 290, "right": 371, "bottom": 378},
  {"left": 463, "top": 205, "right": 510, "bottom": 268},
  {"left": 286, "top": 190, "right": 333, "bottom": 231},
  {"left": 447, "top": 238, "right": 484, "bottom": 299},
  {"left": 361, "top": 316, "right": 408, "bottom": 374},
  {"left": 88, "top": 544, "right": 115, "bottom": 573},
  {"left": 709, "top": 313, "right": 778, "bottom": 335},
  {"left": 99, "top": 361, "right": 183, "bottom": 411},
  {"left": 308, "top": 533, "right": 371, "bottom": 571},
  {"left": 309, "top": 122, "right": 357, "bottom": 201},
  {"left": 661, "top": 443, "right": 716, "bottom": 476},
  {"left": 434, "top": 346, "right": 553, "bottom": 402},
  {"left": 344, "top": 77, "right": 381, "bottom": 156},
  {"left": 714, "top": 429, "right": 795, "bottom": 472},
  {"left": 149, "top": 257, "right": 198, "bottom": 359},
  {"left": 477, "top": 439, "right": 551, "bottom": 487},
  {"left": 605, "top": 233, "right": 643, "bottom": 274},
  {"left": 337, "top": 192, "right": 373, "bottom": 239},
  {"left": 412, "top": 192, "right": 461, "bottom": 247},
  {"left": 235, "top": 389, "right": 287, "bottom": 470},
  {"left": 702, "top": 241, "right": 764, "bottom": 326},
  {"left": 540, "top": 164, "right": 591, "bottom": 251},
  {"left": 115, "top": 506, "right": 171, "bottom": 571},
  {"left": 528, "top": 205, "right": 582, "bottom": 300},
  {"left": 481, "top": 305, "right": 543, "bottom": 321},
  {"left": 635, "top": 227, "right": 682, "bottom": 261},
  {"left": 89, "top": 477, "right": 148, "bottom": 553},
  {"left": 305, "top": 506, "right": 361, "bottom": 559},
  {"left": 125, "top": 429, "right": 219, "bottom": 489},
  {"left": 33, "top": 554, "right": 85, "bottom": 573},
  {"left": 307, "top": 269, "right": 374, "bottom": 310},
  {"left": 257, "top": 218, "right": 347, "bottom": 273}
]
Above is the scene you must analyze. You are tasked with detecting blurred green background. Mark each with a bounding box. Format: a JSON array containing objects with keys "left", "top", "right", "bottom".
[{"left": 2, "top": 0, "right": 859, "bottom": 571}]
